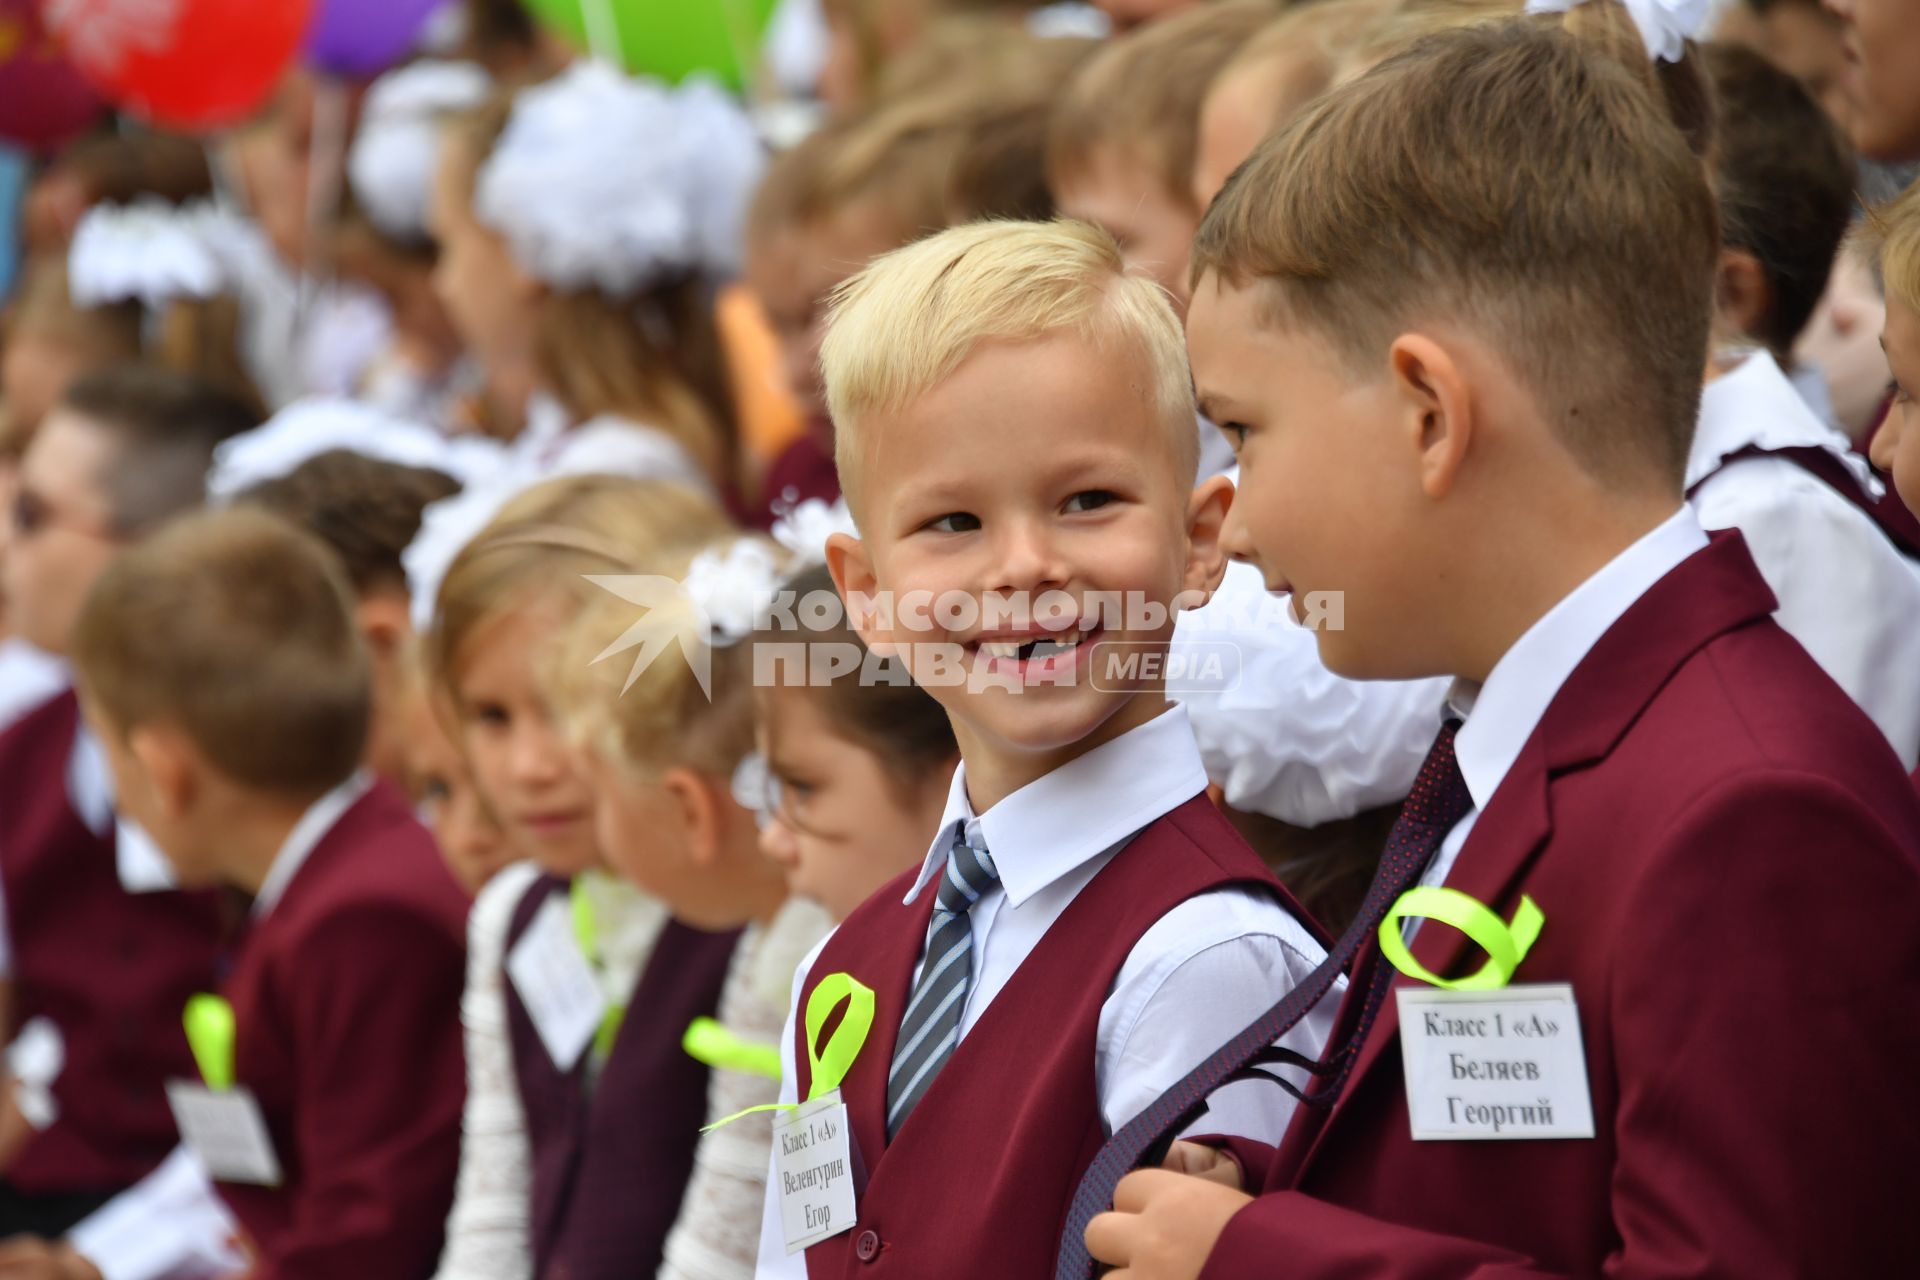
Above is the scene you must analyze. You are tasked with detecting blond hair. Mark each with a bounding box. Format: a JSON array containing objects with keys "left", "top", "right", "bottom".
[
  {"left": 424, "top": 474, "right": 732, "bottom": 709},
  {"left": 72, "top": 508, "right": 370, "bottom": 797},
  {"left": 1048, "top": 1, "right": 1278, "bottom": 208},
  {"left": 822, "top": 218, "right": 1198, "bottom": 504},
  {"left": 1867, "top": 181, "right": 1920, "bottom": 314},
  {"left": 1192, "top": 16, "right": 1718, "bottom": 484},
  {"left": 545, "top": 532, "right": 770, "bottom": 783}
]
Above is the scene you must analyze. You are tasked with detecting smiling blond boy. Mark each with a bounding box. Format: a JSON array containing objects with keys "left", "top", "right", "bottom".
[{"left": 751, "top": 220, "right": 1331, "bottom": 1279}]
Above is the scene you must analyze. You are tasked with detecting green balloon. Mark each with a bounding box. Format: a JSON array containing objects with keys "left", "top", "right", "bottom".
[{"left": 521, "top": 0, "right": 780, "bottom": 88}]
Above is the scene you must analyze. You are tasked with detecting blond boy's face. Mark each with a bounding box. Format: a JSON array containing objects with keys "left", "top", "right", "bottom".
[
  {"left": 1055, "top": 148, "right": 1202, "bottom": 312},
  {"left": 833, "top": 330, "right": 1225, "bottom": 786},
  {"left": 1869, "top": 296, "right": 1920, "bottom": 516},
  {"left": 1187, "top": 274, "right": 1420, "bottom": 679}
]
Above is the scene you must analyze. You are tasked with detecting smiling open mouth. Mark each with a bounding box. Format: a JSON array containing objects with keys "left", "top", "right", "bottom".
[{"left": 971, "top": 626, "right": 1103, "bottom": 678}]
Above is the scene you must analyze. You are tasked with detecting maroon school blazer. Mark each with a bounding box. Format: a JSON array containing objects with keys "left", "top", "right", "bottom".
[
  {"left": 216, "top": 780, "right": 468, "bottom": 1280},
  {"left": 1201, "top": 532, "right": 1920, "bottom": 1278}
]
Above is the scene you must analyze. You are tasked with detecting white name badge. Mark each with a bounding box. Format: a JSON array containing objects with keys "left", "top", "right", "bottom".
[
  {"left": 1396, "top": 983, "right": 1595, "bottom": 1141},
  {"left": 506, "top": 895, "right": 608, "bottom": 1070},
  {"left": 166, "top": 1081, "right": 283, "bottom": 1185},
  {"left": 774, "top": 1090, "right": 857, "bottom": 1255}
]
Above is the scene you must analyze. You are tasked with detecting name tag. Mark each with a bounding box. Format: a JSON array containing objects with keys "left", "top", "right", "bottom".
[
  {"left": 774, "top": 1090, "right": 857, "bottom": 1255},
  {"left": 506, "top": 895, "right": 607, "bottom": 1070},
  {"left": 1396, "top": 983, "right": 1595, "bottom": 1141},
  {"left": 166, "top": 1081, "right": 283, "bottom": 1185}
]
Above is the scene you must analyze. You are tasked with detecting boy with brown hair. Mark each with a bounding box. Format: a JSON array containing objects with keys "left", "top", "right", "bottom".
[
  {"left": 1073, "top": 14, "right": 1920, "bottom": 1278},
  {"left": 753, "top": 218, "right": 1332, "bottom": 1280},
  {"left": 233, "top": 449, "right": 461, "bottom": 786},
  {"left": 42, "top": 507, "right": 467, "bottom": 1280},
  {"left": 0, "top": 369, "right": 251, "bottom": 1241},
  {"left": 1684, "top": 42, "right": 1920, "bottom": 767}
]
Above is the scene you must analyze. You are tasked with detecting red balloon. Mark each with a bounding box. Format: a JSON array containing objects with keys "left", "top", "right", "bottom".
[
  {"left": 41, "top": 0, "right": 317, "bottom": 132},
  {"left": 0, "top": 0, "right": 102, "bottom": 151}
]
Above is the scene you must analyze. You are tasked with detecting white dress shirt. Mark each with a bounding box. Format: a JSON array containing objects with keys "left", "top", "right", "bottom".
[
  {"left": 68, "top": 771, "right": 379, "bottom": 1280},
  {"left": 754, "top": 704, "right": 1336, "bottom": 1276},
  {"left": 1423, "top": 508, "right": 1710, "bottom": 896},
  {"left": 1174, "top": 471, "right": 1452, "bottom": 827},
  {"left": 1687, "top": 350, "right": 1920, "bottom": 768}
]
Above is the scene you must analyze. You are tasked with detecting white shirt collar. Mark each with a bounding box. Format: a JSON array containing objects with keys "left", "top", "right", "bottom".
[
  {"left": 1447, "top": 507, "right": 1709, "bottom": 811},
  {"left": 66, "top": 712, "right": 178, "bottom": 892},
  {"left": 253, "top": 771, "right": 377, "bottom": 919},
  {"left": 1687, "top": 350, "right": 1880, "bottom": 498},
  {"left": 903, "top": 702, "right": 1209, "bottom": 909}
]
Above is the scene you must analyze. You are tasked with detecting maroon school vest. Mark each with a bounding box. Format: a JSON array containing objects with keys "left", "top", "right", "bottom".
[
  {"left": 503, "top": 877, "right": 741, "bottom": 1280},
  {"left": 0, "top": 690, "right": 224, "bottom": 1193},
  {"left": 793, "top": 794, "right": 1304, "bottom": 1279}
]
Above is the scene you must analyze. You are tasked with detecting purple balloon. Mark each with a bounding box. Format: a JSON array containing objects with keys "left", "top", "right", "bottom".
[
  {"left": 304, "top": 0, "right": 448, "bottom": 78},
  {"left": 0, "top": 0, "right": 103, "bottom": 152}
]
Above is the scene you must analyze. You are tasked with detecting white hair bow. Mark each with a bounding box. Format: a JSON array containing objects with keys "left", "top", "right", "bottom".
[
  {"left": 474, "top": 61, "right": 765, "bottom": 297},
  {"left": 683, "top": 537, "right": 790, "bottom": 646},
  {"left": 347, "top": 60, "right": 493, "bottom": 244},
  {"left": 68, "top": 199, "right": 245, "bottom": 309},
  {"left": 769, "top": 497, "right": 857, "bottom": 570},
  {"left": 1524, "top": 0, "right": 1709, "bottom": 62}
]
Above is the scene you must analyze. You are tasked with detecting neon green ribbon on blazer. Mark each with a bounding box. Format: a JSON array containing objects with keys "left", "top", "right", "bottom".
[
  {"left": 571, "top": 879, "right": 626, "bottom": 1061},
  {"left": 1378, "top": 887, "right": 1545, "bottom": 990},
  {"left": 700, "top": 972, "right": 874, "bottom": 1132},
  {"left": 183, "top": 994, "right": 236, "bottom": 1091}
]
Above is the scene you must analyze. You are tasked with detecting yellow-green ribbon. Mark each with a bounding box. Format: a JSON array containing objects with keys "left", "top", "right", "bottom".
[
  {"left": 683, "top": 1017, "right": 781, "bottom": 1081},
  {"left": 1379, "top": 887, "right": 1544, "bottom": 990},
  {"left": 701, "top": 972, "right": 874, "bottom": 1132},
  {"left": 571, "top": 879, "right": 626, "bottom": 1061},
  {"left": 183, "top": 994, "right": 236, "bottom": 1091}
]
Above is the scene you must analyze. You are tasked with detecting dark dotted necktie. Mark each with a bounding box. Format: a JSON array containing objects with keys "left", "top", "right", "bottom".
[{"left": 1054, "top": 720, "right": 1473, "bottom": 1280}]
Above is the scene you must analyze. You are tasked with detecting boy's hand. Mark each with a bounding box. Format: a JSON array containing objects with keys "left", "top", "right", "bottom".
[
  {"left": 1162, "top": 1140, "right": 1245, "bottom": 1189},
  {"left": 1084, "top": 1168, "right": 1251, "bottom": 1279},
  {"left": 0, "top": 1238, "right": 103, "bottom": 1280}
]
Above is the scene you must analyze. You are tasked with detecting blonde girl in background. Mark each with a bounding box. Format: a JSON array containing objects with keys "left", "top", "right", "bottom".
[
  {"left": 423, "top": 474, "right": 734, "bottom": 1280},
  {"left": 543, "top": 527, "right": 834, "bottom": 1279}
]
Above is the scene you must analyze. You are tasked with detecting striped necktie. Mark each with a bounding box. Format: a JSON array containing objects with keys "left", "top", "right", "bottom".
[{"left": 885, "top": 824, "right": 1000, "bottom": 1139}]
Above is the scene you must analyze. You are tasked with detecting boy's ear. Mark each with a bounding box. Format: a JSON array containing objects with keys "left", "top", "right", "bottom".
[
  {"left": 355, "top": 591, "right": 413, "bottom": 662},
  {"left": 1179, "top": 474, "right": 1235, "bottom": 604},
  {"left": 659, "top": 765, "right": 723, "bottom": 868},
  {"left": 1388, "top": 334, "right": 1473, "bottom": 501},
  {"left": 128, "top": 723, "right": 198, "bottom": 823},
  {"left": 825, "top": 531, "right": 895, "bottom": 657},
  {"left": 1713, "top": 248, "right": 1773, "bottom": 351}
]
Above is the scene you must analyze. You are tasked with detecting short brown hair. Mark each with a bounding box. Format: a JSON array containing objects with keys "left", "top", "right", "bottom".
[
  {"left": 1701, "top": 41, "right": 1856, "bottom": 357},
  {"left": 1049, "top": 1, "right": 1278, "bottom": 208},
  {"left": 59, "top": 366, "right": 260, "bottom": 534},
  {"left": 72, "top": 508, "right": 371, "bottom": 796},
  {"left": 1193, "top": 17, "right": 1720, "bottom": 483},
  {"left": 234, "top": 450, "right": 462, "bottom": 596}
]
